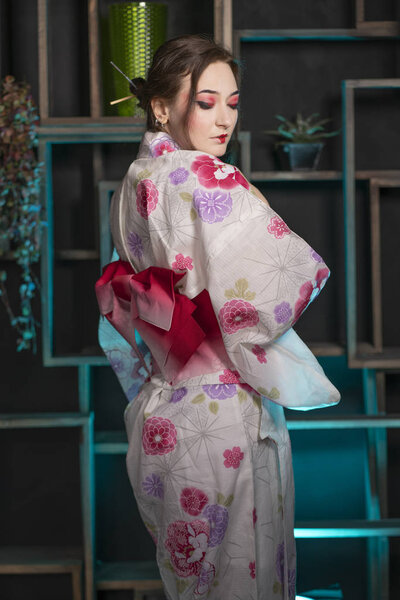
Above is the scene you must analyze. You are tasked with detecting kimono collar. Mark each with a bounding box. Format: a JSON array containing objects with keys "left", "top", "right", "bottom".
[{"left": 138, "top": 130, "right": 181, "bottom": 160}]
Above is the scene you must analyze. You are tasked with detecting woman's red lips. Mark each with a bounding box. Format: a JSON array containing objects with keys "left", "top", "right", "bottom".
[{"left": 216, "top": 134, "right": 227, "bottom": 143}]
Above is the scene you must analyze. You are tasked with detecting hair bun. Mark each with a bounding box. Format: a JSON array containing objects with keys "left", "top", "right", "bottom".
[{"left": 130, "top": 77, "right": 146, "bottom": 108}]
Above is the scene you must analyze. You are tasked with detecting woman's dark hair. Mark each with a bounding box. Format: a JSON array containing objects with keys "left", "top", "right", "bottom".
[{"left": 131, "top": 34, "right": 239, "bottom": 135}]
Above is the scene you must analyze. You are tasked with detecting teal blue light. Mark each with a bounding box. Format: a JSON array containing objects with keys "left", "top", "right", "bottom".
[{"left": 295, "top": 520, "right": 400, "bottom": 538}]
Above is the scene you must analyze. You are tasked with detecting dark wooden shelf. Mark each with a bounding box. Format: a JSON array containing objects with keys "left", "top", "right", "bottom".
[
  {"left": 37, "top": 120, "right": 145, "bottom": 142},
  {"left": 0, "top": 546, "right": 83, "bottom": 600},
  {"left": 250, "top": 169, "right": 400, "bottom": 182},
  {"left": 55, "top": 250, "right": 99, "bottom": 261},
  {"left": 0, "top": 413, "right": 90, "bottom": 429},
  {"left": 308, "top": 342, "right": 345, "bottom": 356},
  {"left": 287, "top": 415, "right": 400, "bottom": 430},
  {"left": 95, "top": 560, "right": 162, "bottom": 592},
  {"left": 40, "top": 117, "right": 145, "bottom": 126},
  {"left": 0, "top": 545, "right": 83, "bottom": 566},
  {"left": 349, "top": 344, "right": 400, "bottom": 369},
  {"left": 237, "top": 25, "right": 400, "bottom": 42}
]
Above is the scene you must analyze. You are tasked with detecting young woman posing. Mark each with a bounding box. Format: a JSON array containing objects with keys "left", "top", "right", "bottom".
[{"left": 96, "top": 34, "right": 340, "bottom": 600}]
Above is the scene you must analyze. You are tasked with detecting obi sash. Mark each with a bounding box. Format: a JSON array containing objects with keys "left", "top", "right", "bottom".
[{"left": 95, "top": 260, "right": 223, "bottom": 384}]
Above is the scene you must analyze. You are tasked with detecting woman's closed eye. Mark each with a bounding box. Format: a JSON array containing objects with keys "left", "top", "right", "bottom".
[
  {"left": 195, "top": 100, "right": 215, "bottom": 110},
  {"left": 195, "top": 101, "right": 239, "bottom": 110}
]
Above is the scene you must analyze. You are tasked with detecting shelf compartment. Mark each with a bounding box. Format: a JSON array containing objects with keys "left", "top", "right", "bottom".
[
  {"left": 0, "top": 546, "right": 83, "bottom": 600},
  {"left": 342, "top": 79, "right": 400, "bottom": 368},
  {"left": 95, "top": 560, "right": 162, "bottom": 592}
]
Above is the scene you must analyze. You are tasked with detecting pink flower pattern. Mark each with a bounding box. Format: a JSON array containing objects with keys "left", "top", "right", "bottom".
[
  {"left": 180, "top": 487, "right": 209, "bottom": 516},
  {"left": 142, "top": 416, "right": 177, "bottom": 455},
  {"left": 294, "top": 266, "right": 330, "bottom": 322},
  {"left": 150, "top": 135, "right": 180, "bottom": 157},
  {"left": 251, "top": 345, "right": 267, "bottom": 364},
  {"left": 249, "top": 561, "right": 256, "bottom": 579},
  {"left": 219, "top": 299, "right": 259, "bottom": 334},
  {"left": 253, "top": 507, "right": 258, "bottom": 528},
  {"left": 164, "top": 519, "right": 210, "bottom": 577},
  {"left": 267, "top": 216, "right": 291, "bottom": 239},
  {"left": 136, "top": 179, "right": 159, "bottom": 219},
  {"left": 191, "top": 154, "right": 249, "bottom": 190},
  {"left": 223, "top": 446, "right": 244, "bottom": 469},
  {"left": 219, "top": 369, "right": 241, "bottom": 383},
  {"left": 171, "top": 253, "right": 193, "bottom": 271}
]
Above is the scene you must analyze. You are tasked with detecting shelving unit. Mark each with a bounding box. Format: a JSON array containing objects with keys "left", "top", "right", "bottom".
[
  {"left": 2, "top": 0, "right": 399, "bottom": 598},
  {"left": 228, "top": 1, "right": 400, "bottom": 598}
]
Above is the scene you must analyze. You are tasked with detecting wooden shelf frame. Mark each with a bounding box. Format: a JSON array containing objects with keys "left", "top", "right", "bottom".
[
  {"left": 38, "top": 127, "right": 142, "bottom": 367},
  {"left": 0, "top": 546, "right": 83, "bottom": 600},
  {"left": 250, "top": 170, "right": 400, "bottom": 183},
  {"left": 342, "top": 78, "right": 400, "bottom": 369},
  {"left": 0, "top": 406, "right": 94, "bottom": 600}
]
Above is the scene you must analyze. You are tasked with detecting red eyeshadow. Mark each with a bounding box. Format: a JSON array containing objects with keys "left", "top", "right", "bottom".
[{"left": 199, "top": 96, "right": 216, "bottom": 105}]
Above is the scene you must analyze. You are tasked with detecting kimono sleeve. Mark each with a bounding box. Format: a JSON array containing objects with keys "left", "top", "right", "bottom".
[{"left": 203, "top": 199, "right": 341, "bottom": 412}]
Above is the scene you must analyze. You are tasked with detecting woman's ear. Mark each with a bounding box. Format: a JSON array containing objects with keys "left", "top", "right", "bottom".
[{"left": 151, "top": 98, "right": 170, "bottom": 126}]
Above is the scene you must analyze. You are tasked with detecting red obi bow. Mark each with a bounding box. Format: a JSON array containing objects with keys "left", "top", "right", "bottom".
[{"left": 95, "top": 260, "right": 220, "bottom": 383}]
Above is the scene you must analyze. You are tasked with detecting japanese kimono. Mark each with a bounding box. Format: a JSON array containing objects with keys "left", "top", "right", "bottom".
[{"left": 96, "top": 130, "right": 341, "bottom": 600}]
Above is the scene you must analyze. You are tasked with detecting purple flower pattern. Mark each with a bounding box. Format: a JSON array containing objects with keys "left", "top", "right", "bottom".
[
  {"left": 193, "top": 188, "right": 232, "bottom": 224},
  {"left": 276, "top": 542, "right": 285, "bottom": 583},
  {"left": 202, "top": 504, "right": 229, "bottom": 547},
  {"left": 142, "top": 473, "right": 164, "bottom": 499},
  {"left": 310, "top": 248, "right": 324, "bottom": 263},
  {"left": 288, "top": 568, "right": 296, "bottom": 599},
  {"left": 196, "top": 561, "right": 216, "bottom": 595},
  {"left": 274, "top": 301, "right": 292, "bottom": 324},
  {"left": 202, "top": 384, "right": 237, "bottom": 399},
  {"left": 105, "top": 349, "right": 129, "bottom": 377},
  {"left": 127, "top": 231, "right": 143, "bottom": 259},
  {"left": 169, "top": 387, "right": 187, "bottom": 403},
  {"left": 169, "top": 167, "right": 189, "bottom": 185}
]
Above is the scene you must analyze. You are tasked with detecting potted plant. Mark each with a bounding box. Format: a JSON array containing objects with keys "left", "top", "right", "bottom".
[
  {"left": 264, "top": 112, "right": 340, "bottom": 171},
  {"left": 0, "top": 75, "right": 44, "bottom": 352}
]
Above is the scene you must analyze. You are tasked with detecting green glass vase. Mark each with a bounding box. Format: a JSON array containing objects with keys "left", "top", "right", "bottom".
[{"left": 106, "top": 2, "right": 167, "bottom": 117}]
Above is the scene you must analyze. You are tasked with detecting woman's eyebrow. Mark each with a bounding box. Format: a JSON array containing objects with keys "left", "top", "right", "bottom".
[{"left": 197, "top": 89, "right": 240, "bottom": 97}]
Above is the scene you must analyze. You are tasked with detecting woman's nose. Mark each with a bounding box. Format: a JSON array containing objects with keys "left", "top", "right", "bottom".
[{"left": 216, "top": 104, "right": 234, "bottom": 128}]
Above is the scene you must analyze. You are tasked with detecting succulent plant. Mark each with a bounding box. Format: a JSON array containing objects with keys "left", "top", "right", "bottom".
[{"left": 264, "top": 112, "right": 340, "bottom": 144}]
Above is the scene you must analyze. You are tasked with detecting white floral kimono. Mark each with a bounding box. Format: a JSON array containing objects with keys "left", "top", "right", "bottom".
[{"left": 96, "top": 131, "right": 340, "bottom": 600}]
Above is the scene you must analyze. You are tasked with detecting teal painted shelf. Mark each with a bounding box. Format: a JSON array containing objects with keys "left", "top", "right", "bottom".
[
  {"left": 295, "top": 520, "right": 400, "bottom": 538},
  {"left": 237, "top": 28, "right": 400, "bottom": 42},
  {"left": 0, "top": 413, "right": 91, "bottom": 428}
]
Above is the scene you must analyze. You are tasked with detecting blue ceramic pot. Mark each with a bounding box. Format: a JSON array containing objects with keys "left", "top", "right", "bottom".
[{"left": 276, "top": 142, "right": 324, "bottom": 171}]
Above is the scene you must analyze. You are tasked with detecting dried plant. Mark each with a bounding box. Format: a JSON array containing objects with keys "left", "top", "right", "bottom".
[{"left": 0, "top": 75, "right": 45, "bottom": 352}]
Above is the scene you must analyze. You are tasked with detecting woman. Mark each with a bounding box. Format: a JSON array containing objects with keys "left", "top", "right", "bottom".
[{"left": 96, "top": 35, "right": 340, "bottom": 600}]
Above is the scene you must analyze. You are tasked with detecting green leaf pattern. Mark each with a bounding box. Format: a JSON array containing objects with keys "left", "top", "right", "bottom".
[{"left": 225, "top": 278, "right": 256, "bottom": 301}]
